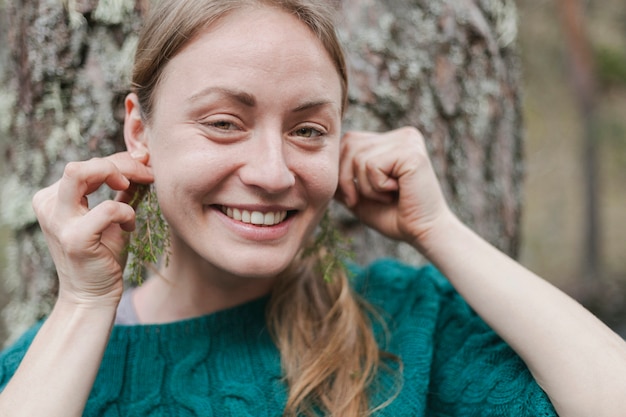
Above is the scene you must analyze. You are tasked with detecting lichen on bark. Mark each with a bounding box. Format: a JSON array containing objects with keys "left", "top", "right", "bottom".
[
  {"left": 337, "top": 0, "right": 524, "bottom": 263},
  {"left": 0, "top": 0, "right": 525, "bottom": 343},
  {"left": 0, "top": 0, "right": 144, "bottom": 343}
]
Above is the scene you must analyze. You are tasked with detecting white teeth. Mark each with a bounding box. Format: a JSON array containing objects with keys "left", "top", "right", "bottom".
[
  {"left": 250, "top": 211, "right": 264, "bottom": 224},
  {"left": 221, "top": 206, "right": 288, "bottom": 226}
]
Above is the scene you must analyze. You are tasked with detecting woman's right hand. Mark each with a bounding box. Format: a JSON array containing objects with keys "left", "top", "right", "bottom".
[{"left": 32, "top": 151, "right": 153, "bottom": 308}]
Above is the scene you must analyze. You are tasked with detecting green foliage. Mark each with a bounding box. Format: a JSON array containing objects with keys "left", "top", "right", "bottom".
[
  {"left": 303, "top": 211, "right": 354, "bottom": 282},
  {"left": 595, "top": 46, "right": 626, "bottom": 87},
  {"left": 124, "top": 194, "right": 351, "bottom": 284},
  {"left": 125, "top": 185, "right": 170, "bottom": 285}
]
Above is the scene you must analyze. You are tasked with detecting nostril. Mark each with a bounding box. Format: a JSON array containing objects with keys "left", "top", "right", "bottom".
[{"left": 239, "top": 162, "right": 295, "bottom": 192}]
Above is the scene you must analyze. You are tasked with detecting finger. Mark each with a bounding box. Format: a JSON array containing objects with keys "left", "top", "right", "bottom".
[
  {"left": 58, "top": 158, "right": 131, "bottom": 212},
  {"left": 115, "top": 182, "right": 149, "bottom": 207},
  {"left": 365, "top": 158, "right": 400, "bottom": 194},
  {"left": 338, "top": 131, "right": 371, "bottom": 207},
  {"left": 32, "top": 185, "right": 61, "bottom": 227},
  {"left": 56, "top": 154, "right": 154, "bottom": 217},
  {"left": 352, "top": 147, "right": 397, "bottom": 205},
  {"left": 55, "top": 200, "right": 136, "bottom": 260},
  {"left": 106, "top": 152, "right": 153, "bottom": 184},
  {"left": 109, "top": 153, "right": 154, "bottom": 206},
  {"left": 363, "top": 149, "right": 401, "bottom": 205},
  {"left": 82, "top": 200, "right": 137, "bottom": 236}
]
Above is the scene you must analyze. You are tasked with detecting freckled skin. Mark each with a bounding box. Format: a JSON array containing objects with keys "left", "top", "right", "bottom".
[{"left": 135, "top": 7, "right": 343, "bottom": 287}]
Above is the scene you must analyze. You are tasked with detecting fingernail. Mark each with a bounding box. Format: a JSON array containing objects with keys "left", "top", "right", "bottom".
[{"left": 130, "top": 148, "right": 148, "bottom": 159}]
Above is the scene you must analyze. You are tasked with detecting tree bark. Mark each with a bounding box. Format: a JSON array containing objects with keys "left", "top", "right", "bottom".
[
  {"left": 0, "top": 0, "right": 524, "bottom": 343},
  {"left": 336, "top": 0, "right": 523, "bottom": 266},
  {"left": 0, "top": 0, "right": 145, "bottom": 343}
]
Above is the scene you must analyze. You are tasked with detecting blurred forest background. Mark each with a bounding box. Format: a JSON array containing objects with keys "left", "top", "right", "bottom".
[
  {"left": 518, "top": 0, "right": 626, "bottom": 335},
  {"left": 0, "top": 0, "right": 625, "bottom": 337}
]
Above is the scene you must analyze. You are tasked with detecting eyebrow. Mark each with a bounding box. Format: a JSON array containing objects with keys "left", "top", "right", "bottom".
[
  {"left": 292, "top": 100, "right": 336, "bottom": 113},
  {"left": 188, "top": 87, "right": 256, "bottom": 107},
  {"left": 188, "top": 86, "right": 338, "bottom": 114}
]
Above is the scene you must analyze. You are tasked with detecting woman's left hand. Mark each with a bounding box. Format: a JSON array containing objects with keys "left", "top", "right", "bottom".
[
  {"left": 336, "top": 127, "right": 452, "bottom": 250},
  {"left": 338, "top": 128, "right": 626, "bottom": 417}
]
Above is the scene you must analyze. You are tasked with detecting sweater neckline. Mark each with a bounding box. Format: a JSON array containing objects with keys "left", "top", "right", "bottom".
[{"left": 109, "top": 294, "right": 270, "bottom": 341}]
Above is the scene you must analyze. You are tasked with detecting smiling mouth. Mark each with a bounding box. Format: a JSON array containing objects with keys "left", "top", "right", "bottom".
[{"left": 220, "top": 206, "right": 291, "bottom": 226}]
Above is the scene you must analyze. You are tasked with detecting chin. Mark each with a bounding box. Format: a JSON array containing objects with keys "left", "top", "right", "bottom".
[{"left": 218, "top": 256, "right": 296, "bottom": 280}]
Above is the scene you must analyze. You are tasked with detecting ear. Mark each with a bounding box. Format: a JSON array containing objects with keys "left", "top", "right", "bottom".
[{"left": 124, "top": 93, "right": 149, "bottom": 159}]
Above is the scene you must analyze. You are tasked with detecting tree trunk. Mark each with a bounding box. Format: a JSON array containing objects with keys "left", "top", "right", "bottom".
[
  {"left": 556, "top": 0, "right": 601, "bottom": 283},
  {"left": 336, "top": 0, "right": 523, "bottom": 266},
  {"left": 0, "top": 0, "right": 524, "bottom": 343},
  {"left": 0, "top": 0, "right": 145, "bottom": 343}
]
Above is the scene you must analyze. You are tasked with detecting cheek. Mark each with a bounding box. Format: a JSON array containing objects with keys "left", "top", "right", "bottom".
[
  {"left": 149, "top": 151, "right": 228, "bottom": 203},
  {"left": 147, "top": 129, "right": 228, "bottom": 188},
  {"left": 303, "top": 158, "right": 339, "bottom": 204}
]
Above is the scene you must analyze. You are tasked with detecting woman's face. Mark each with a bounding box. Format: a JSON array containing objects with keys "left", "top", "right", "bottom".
[{"left": 143, "top": 6, "right": 343, "bottom": 280}]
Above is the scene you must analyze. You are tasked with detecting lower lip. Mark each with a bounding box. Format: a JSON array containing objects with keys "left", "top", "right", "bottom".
[{"left": 212, "top": 207, "right": 294, "bottom": 241}]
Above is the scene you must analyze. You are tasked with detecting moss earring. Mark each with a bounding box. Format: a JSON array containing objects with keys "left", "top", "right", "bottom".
[
  {"left": 125, "top": 184, "right": 171, "bottom": 285},
  {"left": 303, "top": 210, "right": 354, "bottom": 282}
]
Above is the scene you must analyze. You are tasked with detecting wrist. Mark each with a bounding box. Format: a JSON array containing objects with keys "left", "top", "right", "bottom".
[
  {"left": 50, "top": 297, "right": 119, "bottom": 338},
  {"left": 409, "top": 210, "right": 468, "bottom": 261},
  {"left": 56, "top": 289, "right": 122, "bottom": 312},
  {"left": 54, "top": 299, "right": 119, "bottom": 322}
]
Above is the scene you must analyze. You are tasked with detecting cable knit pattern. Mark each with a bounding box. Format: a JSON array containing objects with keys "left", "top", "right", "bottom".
[{"left": 0, "top": 259, "right": 557, "bottom": 416}]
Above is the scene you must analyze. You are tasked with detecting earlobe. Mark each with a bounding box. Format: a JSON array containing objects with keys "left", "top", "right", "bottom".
[{"left": 124, "top": 93, "right": 149, "bottom": 158}]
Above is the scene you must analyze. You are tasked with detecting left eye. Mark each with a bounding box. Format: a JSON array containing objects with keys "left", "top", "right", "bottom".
[
  {"left": 294, "top": 127, "right": 323, "bottom": 138},
  {"left": 209, "top": 121, "right": 238, "bottom": 131}
]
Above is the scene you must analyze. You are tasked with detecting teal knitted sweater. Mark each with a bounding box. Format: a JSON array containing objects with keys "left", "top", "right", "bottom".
[{"left": 0, "top": 260, "right": 557, "bottom": 416}]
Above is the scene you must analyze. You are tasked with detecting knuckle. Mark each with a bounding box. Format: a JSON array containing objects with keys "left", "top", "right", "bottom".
[
  {"left": 31, "top": 189, "right": 45, "bottom": 211},
  {"left": 400, "top": 125, "right": 422, "bottom": 138},
  {"left": 398, "top": 126, "right": 425, "bottom": 147},
  {"left": 343, "top": 130, "right": 369, "bottom": 144},
  {"left": 57, "top": 227, "right": 83, "bottom": 253},
  {"left": 365, "top": 159, "right": 377, "bottom": 172},
  {"left": 399, "top": 127, "right": 426, "bottom": 154},
  {"left": 98, "top": 200, "right": 121, "bottom": 217},
  {"left": 62, "top": 161, "right": 83, "bottom": 178},
  {"left": 342, "top": 131, "right": 356, "bottom": 141},
  {"left": 63, "top": 157, "right": 109, "bottom": 178},
  {"left": 99, "top": 200, "right": 131, "bottom": 221},
  {"left": 98, "top": 157, "right": 115, "bottom": 170},
  {"left": 88, "top": 157, "right": 113, "bottom": 173},
  {"left": 32, "top": 188, "right": 53, "bottom": 218}
]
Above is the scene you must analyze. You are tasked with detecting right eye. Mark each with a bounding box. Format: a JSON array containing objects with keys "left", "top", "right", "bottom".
[{"left": 202, "top": 120, "right": 240, "bottom": 131}]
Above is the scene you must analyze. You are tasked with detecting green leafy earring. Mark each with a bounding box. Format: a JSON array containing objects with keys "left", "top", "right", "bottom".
[
  {"left": 302, "top": 210, "right": 354, "bottom": 282},
  {"left": 125, "top": 184, "right": 171, "bottom": 285}
]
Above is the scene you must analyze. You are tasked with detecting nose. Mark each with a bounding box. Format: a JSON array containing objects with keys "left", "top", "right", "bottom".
[{"left": 238, "top": 132, "right": 296, "bottom": 194}]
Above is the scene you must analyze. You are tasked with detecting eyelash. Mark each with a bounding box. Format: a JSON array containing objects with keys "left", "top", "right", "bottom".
[
  {"left": 198, "top": 118, "right": 328, "bottom": 144},
  {"left": 202, "top": 119, "right": 240, "bottom": 131},
  {"left": 292, "top": 126, "right": 325, "bottom": 139}
]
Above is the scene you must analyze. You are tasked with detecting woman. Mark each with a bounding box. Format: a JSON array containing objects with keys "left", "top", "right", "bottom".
[{"left": 0, "top": 0, "right": 625, "bottom": 416}]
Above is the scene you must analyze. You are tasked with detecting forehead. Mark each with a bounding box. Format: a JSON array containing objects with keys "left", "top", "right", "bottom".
[{"left": 155, "top": 6, "right": 342, "bottom": 107}]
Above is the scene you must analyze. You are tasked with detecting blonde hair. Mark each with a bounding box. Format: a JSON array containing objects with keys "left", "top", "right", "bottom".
[
  {"left": 131, "top": 1, "right": 395, "bottom": 415},
  {"left": 132, "top": 0, "right": 348, "bottom": 119}
]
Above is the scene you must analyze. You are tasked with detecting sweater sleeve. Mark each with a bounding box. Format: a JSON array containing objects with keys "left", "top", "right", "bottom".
[
  {"left": 353, "top": 260, "right": 558, "bottom": 416},
  {"left": 425, "top": 267, "right": 557, "bottom": 417}
]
